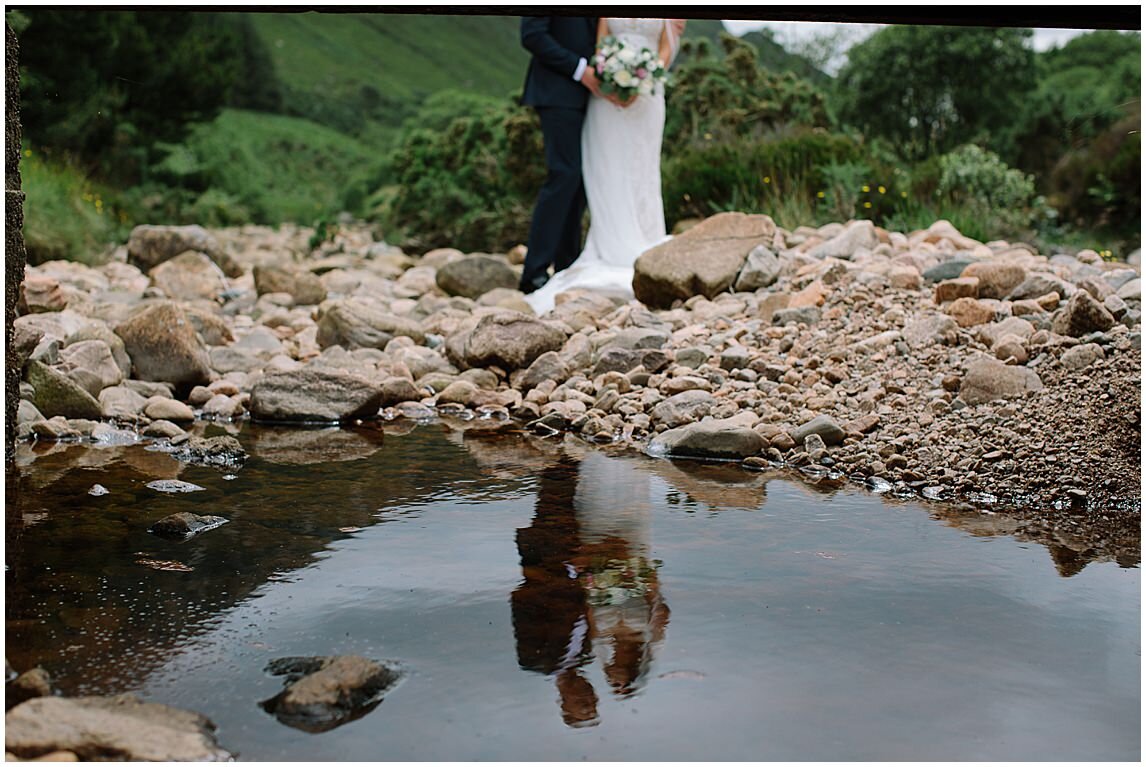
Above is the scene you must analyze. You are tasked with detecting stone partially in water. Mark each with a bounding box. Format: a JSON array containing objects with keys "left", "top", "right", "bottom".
[
  {"left": 4, "top": 693, "right": 233, "bottom": 761},
  {"left": 648, "top": 416, "right": 766, "bottom": 460},
  {"left": 169, "top": 435, "right": 248, "bottom": 469},
  {"left": 145, "top": 480, "right": 206, "bottom": 494},
  {"left": 147, "top": 511, "right": 228, "bottom": 540},
  {"left": 261, "top": 655, "right": 404, "bottom": 733}
]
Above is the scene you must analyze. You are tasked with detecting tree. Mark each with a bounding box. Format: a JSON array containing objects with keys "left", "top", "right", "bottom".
[
  {"left": 833, "top": 25, "right": 1036, "bottom": 161},
  {"left": 17, "top": 10, "right": 245, "bottom": 181}
]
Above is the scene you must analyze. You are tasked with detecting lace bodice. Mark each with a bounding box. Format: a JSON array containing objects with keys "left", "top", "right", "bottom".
[{"left": 604, "top": 17, "right": 665, "bottom": 50}]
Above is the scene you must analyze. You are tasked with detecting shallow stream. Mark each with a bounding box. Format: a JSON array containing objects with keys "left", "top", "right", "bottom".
[{"left": 5, "top": 419, "right": 1140, "bottom": 761}]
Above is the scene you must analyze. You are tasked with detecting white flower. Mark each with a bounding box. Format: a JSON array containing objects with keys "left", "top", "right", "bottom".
[
  {"left": 614, "top": 69, "right": 636, "bottom": 88},
  {"left": 617, "top": 46, "right": 638, "bottom": 66}
]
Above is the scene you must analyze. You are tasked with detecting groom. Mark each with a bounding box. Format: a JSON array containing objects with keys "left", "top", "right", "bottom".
[{"left": 518, "top": 15, "right": 601, "bottom": 295}]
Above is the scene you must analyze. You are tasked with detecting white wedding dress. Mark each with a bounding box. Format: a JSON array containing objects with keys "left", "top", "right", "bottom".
[{"left": 525, "top": 18, "right": 670, "bottom": 315}]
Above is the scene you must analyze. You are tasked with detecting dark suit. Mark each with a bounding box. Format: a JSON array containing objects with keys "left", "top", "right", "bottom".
[{"left": 519, "top": 15, "right": 598, "bottom": 294}]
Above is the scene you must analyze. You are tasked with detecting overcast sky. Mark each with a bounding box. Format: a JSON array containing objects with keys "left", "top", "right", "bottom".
[{"left": 721, "top": 20, "right": 1095, "bottom": 73}]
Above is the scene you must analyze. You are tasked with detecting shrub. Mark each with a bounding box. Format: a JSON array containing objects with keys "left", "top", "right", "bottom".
[{"left": 935, "top": 144, "right": 1045, "bottom": 238}]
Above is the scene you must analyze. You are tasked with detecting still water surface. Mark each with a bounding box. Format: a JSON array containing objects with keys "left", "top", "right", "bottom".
[{"left": 5, "top": 420, "right": 1140, "bottom": 761}]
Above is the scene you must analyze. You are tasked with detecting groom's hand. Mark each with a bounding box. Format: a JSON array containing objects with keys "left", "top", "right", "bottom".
[{"left": 579, "top": 68, "right": 603, "bottom": 98}]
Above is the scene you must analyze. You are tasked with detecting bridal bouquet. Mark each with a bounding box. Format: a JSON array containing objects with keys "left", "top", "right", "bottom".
[{"left": 592, "top": 35, "right": 668, "bottom": 100}]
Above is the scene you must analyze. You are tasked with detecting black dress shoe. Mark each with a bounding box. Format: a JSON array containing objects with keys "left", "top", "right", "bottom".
[{"left": 519, "top": 274, "right": 549, "bottom": 295}]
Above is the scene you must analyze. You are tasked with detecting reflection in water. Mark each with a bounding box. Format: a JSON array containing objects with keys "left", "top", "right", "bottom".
[{"left": 512, "top": 452, "right": 669, "bottom": 728}]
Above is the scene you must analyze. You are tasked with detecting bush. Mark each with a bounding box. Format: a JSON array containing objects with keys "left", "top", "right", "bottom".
[{"left": 935, "top": 144, "right": 1044, "bottom": 238}]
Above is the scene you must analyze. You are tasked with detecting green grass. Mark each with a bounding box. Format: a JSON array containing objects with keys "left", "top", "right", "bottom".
[{"left": 21, "top": 148, "right": 129, "bottom": 264}]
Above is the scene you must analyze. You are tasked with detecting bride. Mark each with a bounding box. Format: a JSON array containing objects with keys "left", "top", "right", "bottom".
[{"left": 525, "top": 18, "right": 680, "bottom": 315}]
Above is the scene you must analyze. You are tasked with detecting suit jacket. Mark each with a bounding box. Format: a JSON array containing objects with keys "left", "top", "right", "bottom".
[{"left": 520, "top": 16, "right": 598, "bottom": 109}]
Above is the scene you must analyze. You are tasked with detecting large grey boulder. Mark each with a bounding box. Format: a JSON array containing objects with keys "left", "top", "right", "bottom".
[
  {"left": 649, "top": 389, "right": 717, "bottom": 428},
  {"left": 960, "top": 355, "right": 1044, "bottom": 405},
  {"left": 649, "top": 416, "right": 766, "bottom": 459},
  {"left": 114, "top": 303, "right": 211, "bottom": 389},
  {"left": 447, "top": 311, "right": 566, "bottom": 371},
  {"left": 315, "top": 298, "right": 426, "bottom": 350},
  {"left": 435, "top": 255, "right": 518, "bottom": 299},
  {"left": 790, "top": 414, "right": 846, "bottom": 446},
  {"left": 24, "top": 359, "right": 103, "bottom": 420},
  {"left": 806, "top": 219, "right": 879, "bottom": 260},
  {"left": 249, "top": 368, "right": 385, "bottom": 423},
  {"left": 4, "top": 694, "right": 233, "bottom": 761},
  {"left": 733, "top": 244, "right": 783, "bottom": 291},
  {"left": 634, "top": 212, "right": 776, "bottom": 308}
]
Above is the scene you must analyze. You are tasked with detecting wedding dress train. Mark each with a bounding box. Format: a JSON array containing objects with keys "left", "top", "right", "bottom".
[{"left": 525, "top": 18, "right": 670, "bottom": 315}]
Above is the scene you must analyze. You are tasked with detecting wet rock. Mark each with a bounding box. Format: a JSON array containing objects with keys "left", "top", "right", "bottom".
[
  {"left": 449, "top": 312, "right": 565, "bottom": 371},
  {"left": 253, "top": 264, "right": 327, "bottom": 306},
  {"left": 97, "top": 386, "right": 149, "bottom": 420},
  {"left": 1051, "top": 290, "right": 1116, "bottom": 337},
  {"left": 4, "top": 694, "right": 233, "bottom": 761},
  {"left": 634, "top": 212, "right": 775, "bottom": 308},
  {"left": 790, "top": 415, "right": 845, "bottom": 447},
  {"left": 315, "top": 298, "right": 426, "bottom": 350},
  {"left": 114, "top": 303, "right": 211, "bottom": 388},
  {"left": 145, "top": 480, "right": 206, "bottom": 494},
  {"left": 24, "top": 360, "right": 103, "bottom": 420},
  {"left": 148, "top": 251, "right": 229, "bottom": 302},
  {"left": 148, "top": 511, "right": 228, "bottom": 539},
  {"left": 170, "top": 435, "right": 247, "bottom": 468},
  {"left": 5, "top": 668, "right": 54, "bottom": 710},
  {"left": 142, "top": 420, "right": 187, "bottom": 439},
  {"left": 261, "top": 655, "right": 404, "bottom": 733},
  {"left": 960, "top": 355, "right": 1044, "bottom": 405},
  {"left": 143, "top": 396, "right": 195, "bottom": 423},
  {"left": 250, "top": 368, "right": 385, "bottom": 423},
  {"left": 435, "top": 255, "right": 518, "bottom": 299},
  {"left": 648, "top": 415, "right": 766, "bottom": 459}
]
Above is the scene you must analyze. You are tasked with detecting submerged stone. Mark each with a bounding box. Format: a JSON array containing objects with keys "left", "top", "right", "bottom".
[{"left": 261, "top": 655, "right": 404, "bottom": 733}]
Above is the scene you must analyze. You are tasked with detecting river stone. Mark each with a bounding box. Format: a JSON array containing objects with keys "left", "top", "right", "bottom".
[
  {"left": 184, "top": 306, "right": 234, "bottom": 346},
  {"left": 649, "top": 389, "right": 716, "bottom": 428},
  {"left": 18, "top": 273, "right": 68, "bottom": 314},
  {"left": 806, "top": 219, "right": 879, "bottom": 261},
  {"left": 518, "top": 350, "right": 569, "bottom": 391},
  {"left": 435, "top": 255, "right": 518, "bottom": 299},
  {"left": 960, "top": 261, "right": 1027, "bottom": 300},
  {"left": 772, "top": 306, "right": 821, "bottom": 326},
  {"left": 450, "top": 312, "right": 566, "bottom": 371},
  {"left": 148, "top": 511, "right": 229, "bottom": 540},
  {"left": 170, "top": 435, "right": 247, "bottom": 468},
  {"left": 6, "top": 668, "right": 54, "bottom": 709},
  {"left": 922, "top": 259, "right": 975, "bottom": 283},
  {"left": 933, "top": 277, "right": 979, "bottom": 304},
  {"left": 379, "top": 376, "right": 425, "bottom": 406},
  {"left": 17, "top": 399, "right": 43, "bottom": 426},
  {"left": 146, "top": 480, "right": 206, "bottom": 494},
  {"left": 1051, "top": 290, "right": 1116, "bottom": 337},
  {"left": 114, "top": 303, "right": 211, "bottom": 388},
  {"left": 1116, "top": 278, "right": 1140, "bottom": 301},
  {"left": 143, "top": 420, "right": 186, "bottom": 439},
  {"left": 1008, "top": 272, "right": 1073, "bottom": 301},
  {"left": 250, "top": 368, "right": 385, "bottom": 423},
  {"left": 591, "top": 347, "right": 669, "bottom": 377},
  {"left": 959, "top": 355, "right": 1044, "bottom": 405},
  {"left": 148, "top": 251, "right": 228, "bottom": 302},
  {"left": 261, "top": 655, "right": 404, "bottom": 733},
  {"left": 66, "top": 321, "right": 132, "bottom": 379},
  {"left": 602, "top": 327, "right": 670, "bottom": 351},
  {"left": 633, "top": 212, "right": 775, "bottom": 308},
  {"left": 315, "top": 298, "right": 426, "bottom": 350},
  {"left": 253, "top": 264, "right": 328, "bottom": 306},
  {"left": 25, "top": 360, "right": 103, "bottom": 420},
  {"left": 733, "top": 244, "right": 783, "bottom": 291},
  {"left": 1060, "top": 342, "right": 1106, "bottom": 371},
  {"left": 903, "top": 314, "right": 958, "bottom": 349},
  {"left": 98, "top": 385, "right": 149, "bottom": 419},
  {"left": 991, "top": 333, "right": 1029, "bottom": 364},
  {"left": 127, "top": 224, "right": 240, "bottom": 277},
  {"left": 649, "top": 416, "right": 766, "bottom": 459},
  {"left": 57, "top": 339, "right": 124, "bottom": 397},
  {"left": 945, "top": 296, "right": 995, "bottom": 328},
  {"left": 4, "top": 694, "right": 232, "bottom": 761},
  {"left": 790, "top": 414, "right": 845, "bottom": 446},
  {"left": 888, "top": 265, "right": 923, "bottom": 290}
]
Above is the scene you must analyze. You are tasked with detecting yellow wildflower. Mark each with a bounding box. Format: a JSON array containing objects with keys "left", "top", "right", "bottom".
[
  {"left": 763, "top": 176, "right": 771, "bottom": 184},
  {"left": 878, "top": 185, "right": 886, "bottom": 194},
  {"left": 816, "top": 191, "right": 825, "bottom": 199},
  {"left": 863, "top": 201, "right": 872, "bottom": 209},
  {"left": 861, "top": 185, "right": 870, "bottom": 193}
]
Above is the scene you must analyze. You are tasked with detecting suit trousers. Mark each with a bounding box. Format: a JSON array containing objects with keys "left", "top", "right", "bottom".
[{"left": 521, "top": 106, "right": 587, "bottom": 293}]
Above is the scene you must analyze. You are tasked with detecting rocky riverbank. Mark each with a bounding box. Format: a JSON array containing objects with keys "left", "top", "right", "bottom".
[{"left": 12, "top": 213, "right": 1141, "bottom": 521}]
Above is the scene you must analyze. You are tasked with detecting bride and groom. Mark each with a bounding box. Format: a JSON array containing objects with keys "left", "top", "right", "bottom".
[{"left": 518, "top": 16, "right": 684, "bottom": 314}]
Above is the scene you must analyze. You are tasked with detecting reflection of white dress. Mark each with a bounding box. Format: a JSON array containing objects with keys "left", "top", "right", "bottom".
[{"left": 525, "top": 18, "right": 670, "bottom": 315}]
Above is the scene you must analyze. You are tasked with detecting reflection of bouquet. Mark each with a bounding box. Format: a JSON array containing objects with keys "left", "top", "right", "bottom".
[{"left": 593, "top": 36, "right": 667, "bottom": 100}]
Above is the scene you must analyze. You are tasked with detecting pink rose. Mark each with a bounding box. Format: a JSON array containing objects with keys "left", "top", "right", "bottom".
[{"left": 637, "top": 68, "right": 648, "bottom": 79}]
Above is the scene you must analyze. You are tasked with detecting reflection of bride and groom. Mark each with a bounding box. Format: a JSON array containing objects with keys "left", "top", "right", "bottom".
[
  {"left": 518, "top": 16, "right": 686, "bottom": 314},
  {"left": 511, "top": 450, "right": 670, "bottom": 729}
]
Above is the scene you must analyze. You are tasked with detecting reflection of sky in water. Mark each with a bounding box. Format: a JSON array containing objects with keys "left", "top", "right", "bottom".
[{"left": 131, "top": 450, "right": 1138, "bottom": 762}]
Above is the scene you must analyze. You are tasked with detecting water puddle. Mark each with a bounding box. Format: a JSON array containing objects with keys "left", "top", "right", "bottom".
[{"left": 5, "top": 421, "right": 1140, "bottom": 761}]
